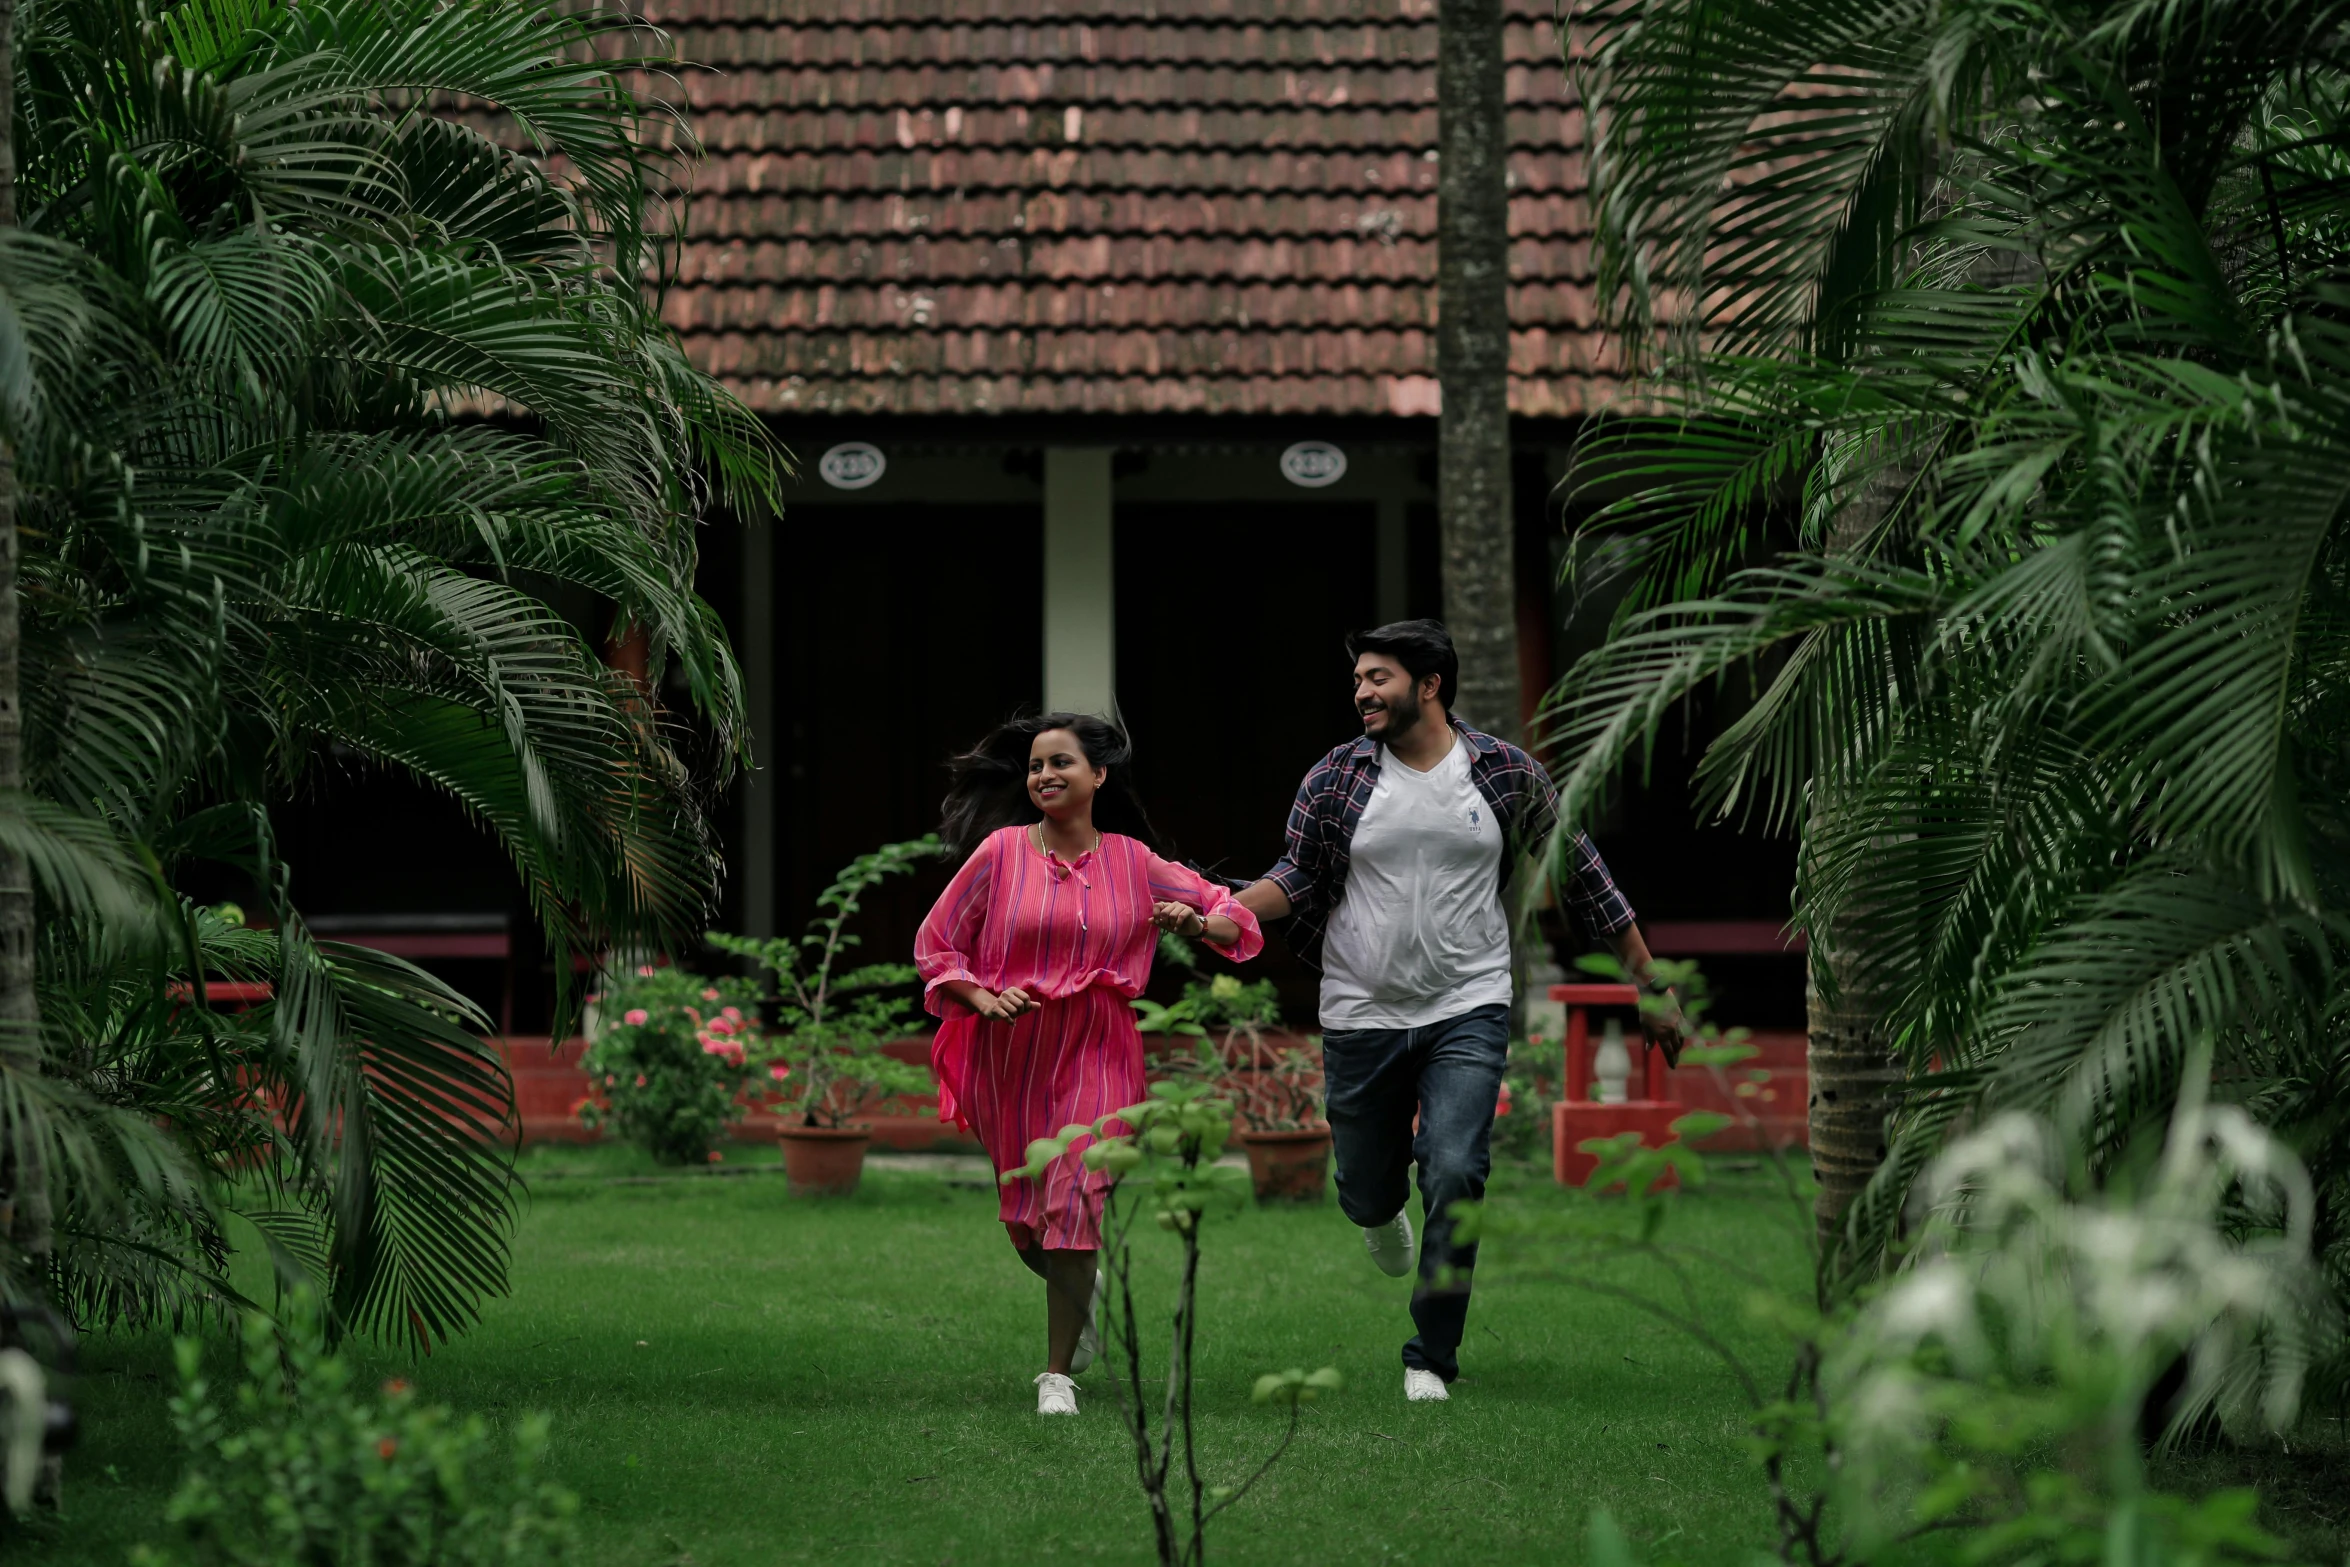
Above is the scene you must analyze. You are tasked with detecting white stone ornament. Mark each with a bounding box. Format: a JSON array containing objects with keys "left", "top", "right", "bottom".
[
  {"left": 1278, "top": 440, "right": 1347, "bottom": 488},
  {"left": 817, "top": 442, "right": 887, "bottom": 490}
]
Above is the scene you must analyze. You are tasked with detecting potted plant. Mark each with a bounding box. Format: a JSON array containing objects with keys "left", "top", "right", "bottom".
[
  {"left": 1139, "top": 945, "right": 1331, "bottom": 1202},
  {"left": 1227, "top": 1035, "right": 1330, "bottom": 1202},
  {"left": 712, "top": 837, "right": 945, "bottom": 1195}
]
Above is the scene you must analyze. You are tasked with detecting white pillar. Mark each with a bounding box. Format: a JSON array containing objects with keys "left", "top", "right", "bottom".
[
  {"left": 1043, "top": 448, "right": 1116, "bottom": 715},
  {"left": 739, "top": 517, "right": 777, "bottom": 939},
  {"left": 1375, "top": 491, "right": 1409, "bottom": 626}
]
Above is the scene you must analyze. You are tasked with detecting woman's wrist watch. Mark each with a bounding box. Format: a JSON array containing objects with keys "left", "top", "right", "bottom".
[{"left": 1190, "top": 909, "right": 1210, "bottom": 937}]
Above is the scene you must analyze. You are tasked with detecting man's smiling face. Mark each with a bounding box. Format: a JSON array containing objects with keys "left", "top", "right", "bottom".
[{"left": 1352, "top": 652, "right": 1424, "bottom": 741}]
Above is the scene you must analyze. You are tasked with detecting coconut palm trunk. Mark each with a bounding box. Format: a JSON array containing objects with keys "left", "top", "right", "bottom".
[
  {"left": 0, "top": 0, "right": 45, "bottom": 1264},
  {"left": 1804, "top": 462, "right": 1907, "bottom": 1267},
  {"left": 1436, "top": 0, "right": 1522, "bottom": 742}
]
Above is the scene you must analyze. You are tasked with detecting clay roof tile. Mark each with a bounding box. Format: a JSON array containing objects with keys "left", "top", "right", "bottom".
[{"left": 650, "top": 0, "right": 1608, "bottom": 416}]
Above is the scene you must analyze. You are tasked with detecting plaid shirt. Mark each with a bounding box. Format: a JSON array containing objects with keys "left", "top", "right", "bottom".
[{"left": 1262, "top": 720, "right": 1636, "bottom": 975}]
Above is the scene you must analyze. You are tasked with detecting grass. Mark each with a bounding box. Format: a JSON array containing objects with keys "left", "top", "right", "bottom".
[{"left": 20, "top": 1143, "right": 1818, "bottom": 1567}]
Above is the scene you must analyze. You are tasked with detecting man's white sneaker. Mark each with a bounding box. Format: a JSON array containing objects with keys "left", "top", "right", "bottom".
[
  {"left": 1404, "top": 1368, "right": 1450, "bottom": 1403},
  {"left": 1068, "top": 1269, "right": 1105, "bottom": 1375},
  {"left": 1035, "top": 1371, "right": 1078, "bottom": 1415},
  {"left": 1362, "top": 1210, "right": 1417, "bottom": 1278}
]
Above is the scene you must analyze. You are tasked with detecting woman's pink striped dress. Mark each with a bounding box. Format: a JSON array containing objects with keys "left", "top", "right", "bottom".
[{"left": 914, "top": 827, "right": 1263, "bottom": 1250}]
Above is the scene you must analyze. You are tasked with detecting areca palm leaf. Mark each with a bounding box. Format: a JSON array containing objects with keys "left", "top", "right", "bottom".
[
  {"left": 1557, "top": 0, "right": 2350, "bottom": 1307},
  {"left": 0, "top": 0, "right": 781, "bottom": 1340}
]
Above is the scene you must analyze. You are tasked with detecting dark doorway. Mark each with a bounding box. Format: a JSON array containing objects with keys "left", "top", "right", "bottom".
[
  {"left": 1114, "top": 502, "right": 1379, "bottom": 1018},
  {"left": 762, "top": 503, "right": 1046, "bottom": 960}
]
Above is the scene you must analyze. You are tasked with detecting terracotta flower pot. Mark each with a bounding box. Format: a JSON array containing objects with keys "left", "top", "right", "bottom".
[
  {"left": 776, "top": 1125, "right": 870, "bottom": 1196},
  {"left": 1236, "top": 1127, "right": 1331, "bottom": 1203}
]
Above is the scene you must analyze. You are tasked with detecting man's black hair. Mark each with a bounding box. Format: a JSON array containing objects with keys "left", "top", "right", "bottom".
[{"left": 1344, "top": 618, "right": 1457, "bottom": 712}]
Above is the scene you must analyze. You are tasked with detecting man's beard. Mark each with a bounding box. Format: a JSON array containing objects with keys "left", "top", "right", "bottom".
[{"left": 1365, "top": 685, "right": 1422, "bottom": 738}]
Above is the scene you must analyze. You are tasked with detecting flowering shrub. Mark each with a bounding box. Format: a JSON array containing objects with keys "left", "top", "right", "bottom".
[
  {"left": 133, "top": 1295, "right": 574, "bottom": 1567},
  {"left": 576, "top": 963, "right": 767, "bottom": 1164},
  {"left": 1489, "top": 1058, "right": 1556, "bottom": 1164}
]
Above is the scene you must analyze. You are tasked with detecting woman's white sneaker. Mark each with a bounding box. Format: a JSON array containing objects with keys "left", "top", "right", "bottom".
[
  {"left": 1362, "top": 1211, "right": 1417, "bottom": 1278},
  {"left": 1035, "top": 1371, "right": 1079, "bottom": 1415},
  {"left": 1068, "top": 1269, "right": 1105, "bottom": 1374},
  {"left": 1404, "top": 1368, "right": 1450, "bottom": 1402}
]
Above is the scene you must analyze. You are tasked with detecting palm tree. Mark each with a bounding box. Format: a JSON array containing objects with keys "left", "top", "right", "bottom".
[
  {"left": 0, "top": 0, "right": 780, "bottom": 1347},
  {"left": 1437, "top": 0, "right": 1522, "bottom": 740},
  {"left": 1543, "top": 0, "right": 2350, "bottom": 1307}
]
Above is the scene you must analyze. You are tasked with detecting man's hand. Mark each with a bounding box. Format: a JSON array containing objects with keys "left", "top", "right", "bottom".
[{"left": 1607, "top": 923, "right": 1688, "bottom": 1069}]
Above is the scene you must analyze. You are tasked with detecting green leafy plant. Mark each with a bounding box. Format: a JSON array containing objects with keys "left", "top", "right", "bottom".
[
  {"left": 1227, "top": 1038, "right": 1323, "bottom": 1134},
  {"left": 1489, "top": 1056, "right": 1554, "bottom": 1164},
  {"left": 1815, "top": 1081, "right": 2328, "bottom": 1566},
  {"left": 576, "top": 965, "right": 766, "bottom": 1164},
  {"left": 710, "top": 838, "right": 945, "bottom": 1130},
  {"left": 1548, "top": 0, "right": 2350, "bottom": 1317},
  {"left": 1007, "top": 1080, "right": 1342, "bottom": 1566},
  {"left": 0, "top": 0, "right": 782, "bottom": 1349},
  {"left": 132, "top": 1296, "right": 575, "bottom": 1567},
  {"left": 1477, "top": 962, "right": 2331, "bottom": 1565},
  {"left": 1139, "top": 940, "right": 1313, "bottom": 1130}
]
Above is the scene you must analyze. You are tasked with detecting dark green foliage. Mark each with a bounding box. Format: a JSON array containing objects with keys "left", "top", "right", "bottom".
[
  {"left": 0, "top": 0, "right": 780, "bottom": 1347},
  {"left": 132, "top": 1296, "right": 574, "bottom": 1567},
  {"left": 1547, "top": 0, "right": 2350, "bottom": 1335}
]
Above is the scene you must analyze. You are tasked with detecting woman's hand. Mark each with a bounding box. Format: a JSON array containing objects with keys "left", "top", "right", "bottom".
[
  {"left": 1152, "top": 900, "right": 1206, "bottom": 938},
  {"left": 973, "top": 985, "right": 1037, "bottom": 1022},
  {"left": 940, "top": 980, "right": 1037, "bottom": 1021}
]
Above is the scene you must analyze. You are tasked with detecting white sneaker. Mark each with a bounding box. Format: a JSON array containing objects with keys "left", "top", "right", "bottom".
[
  {"left": 1067, "top": 1269, "right": 1105, "bottom": 1375},
  {"left": 1362, "top": 1210, "right": 1417, "bottom": 1278},
  {"left": 1035, "top": 1371, "right": 1078, "bottom": 1415},
  {"left": 1404, "top": 1368, "right": 1450, "bottom": 1402}
]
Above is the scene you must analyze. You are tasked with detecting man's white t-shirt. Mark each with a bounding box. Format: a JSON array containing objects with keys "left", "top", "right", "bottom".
[{"left": 1318, "top": 737, "right": 1513, "bottom": 1031}]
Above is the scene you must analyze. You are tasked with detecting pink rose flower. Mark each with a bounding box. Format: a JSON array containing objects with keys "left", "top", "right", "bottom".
[
  {"left": 638, "top": 965, "right": 656, "bottom": 978},
  {"left": 721, "top": 1006, "right": 743, "bottom": 1022},
  {"left": 769, "top": 1062, "right": 792, "bottom": 1081},
  {"left": 633, "top": 1074, "right": 648, "bottom": 1088},
  {"left": 701, "top": 987, "right": 721, "bottom": 1002},
  {"left": 707, "top": 1016, "right": 736, "bottom": 1036},
  {"left": 623, "top": 1008, "right": 649, "bottom": 1026}
]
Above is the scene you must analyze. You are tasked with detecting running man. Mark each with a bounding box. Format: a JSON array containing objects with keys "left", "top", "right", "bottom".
[{"left": 1232, "top": 619, "right": 1675, "bottom": 1403}]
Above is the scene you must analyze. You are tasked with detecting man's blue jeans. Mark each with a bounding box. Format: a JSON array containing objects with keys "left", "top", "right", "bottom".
[{"left": 1320, "top": 1002, "right": 1509, "bottom": 1382}]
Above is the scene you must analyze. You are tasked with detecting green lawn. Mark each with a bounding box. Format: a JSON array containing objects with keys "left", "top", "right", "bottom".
[{"left": 28, "top": 1146, "right": 1822, "bottom": 1566}]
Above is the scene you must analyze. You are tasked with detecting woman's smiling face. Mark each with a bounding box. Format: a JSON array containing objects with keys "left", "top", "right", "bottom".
[{"left": 1027, "top": 728, "right": 1104, "bottom": 822}]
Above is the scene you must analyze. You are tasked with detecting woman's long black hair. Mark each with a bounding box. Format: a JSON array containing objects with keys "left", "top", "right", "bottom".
[{"left": 940, "top": 712, "right": 1166, "bottom": 859}]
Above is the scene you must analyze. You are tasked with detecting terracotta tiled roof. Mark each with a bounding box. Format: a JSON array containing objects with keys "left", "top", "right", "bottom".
[{"left": 644, "top": 0, "right": 1614, "bottom": 418}]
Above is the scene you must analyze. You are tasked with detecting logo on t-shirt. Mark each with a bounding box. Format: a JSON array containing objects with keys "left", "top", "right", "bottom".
[{"left": 1469, "top": 808, "right": 1481, "bottom": 827}]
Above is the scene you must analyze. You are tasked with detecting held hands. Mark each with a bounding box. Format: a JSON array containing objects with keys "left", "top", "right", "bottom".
[{"left": 1151, "top": 900, "right": 1207, "bottom": 939}]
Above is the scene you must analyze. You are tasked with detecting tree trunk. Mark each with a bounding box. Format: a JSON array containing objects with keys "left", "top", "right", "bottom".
[
  {"left": 1805, "top": 461, "right": 1906, "bottom": 1270},
  {"left": 1436, "top": 0, "right": 1521, "bottom": 743},
  {"left": 0, "top": 0, "right": 46, "bottom": 1266},
  {"left": 1805, "top": 919, "right": 1899, "bottom": 1263}
]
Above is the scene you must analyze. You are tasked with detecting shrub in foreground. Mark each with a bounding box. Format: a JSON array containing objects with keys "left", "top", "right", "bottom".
[{"left": 134, "top": 1301, "right": 574, "bottom": 1567}]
